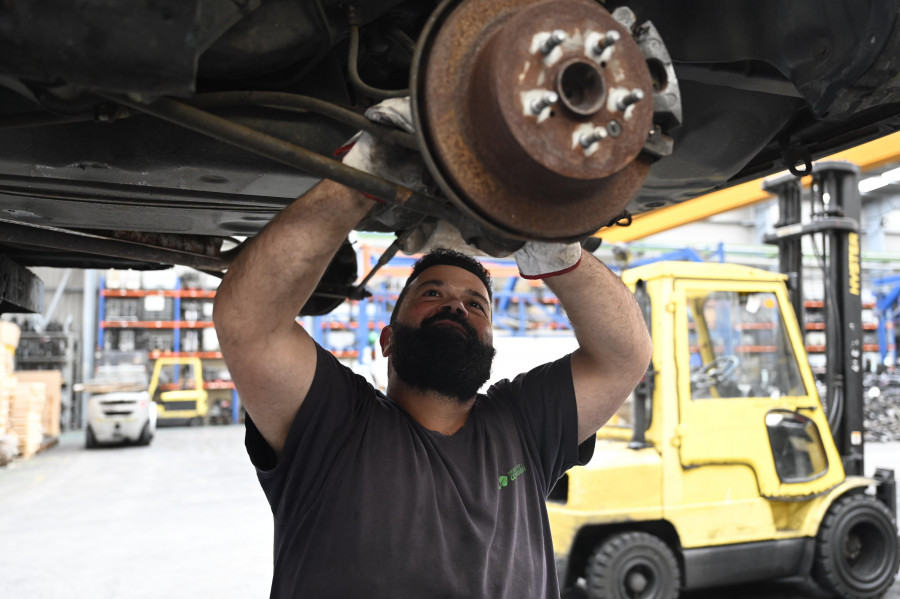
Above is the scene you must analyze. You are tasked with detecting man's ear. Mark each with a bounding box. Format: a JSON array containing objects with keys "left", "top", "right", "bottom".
[{"left": 379, "top": 326, "right": 392, "bottom": 357}]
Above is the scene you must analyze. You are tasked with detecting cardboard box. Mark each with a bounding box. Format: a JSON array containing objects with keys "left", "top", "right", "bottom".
[
  {"left": 14, "top": 370, "right": 62, "bottom": 438},
  {"left": 0, "top": 347, "right": 13, "bottom": 378},
  {"left": 0, "top": 321, "right": 20, "bottom": 350}
]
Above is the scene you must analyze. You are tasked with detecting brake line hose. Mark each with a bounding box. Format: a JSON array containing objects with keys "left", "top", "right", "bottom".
[{"left": 347, "top": 24, "right": 410, "bottom": 100}]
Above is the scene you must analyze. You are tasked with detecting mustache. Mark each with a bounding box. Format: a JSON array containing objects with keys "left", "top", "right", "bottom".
[{"left": 422, "top": 312, "right": 477, "bottom": 337}]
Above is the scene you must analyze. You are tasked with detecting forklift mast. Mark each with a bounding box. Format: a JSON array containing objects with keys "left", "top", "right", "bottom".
[{"left": 763, "top": 161, "right": 865, "bottom": 476}]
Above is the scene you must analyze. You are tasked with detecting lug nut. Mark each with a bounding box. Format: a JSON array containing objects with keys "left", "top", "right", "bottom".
[
  {"left": 530, "top": 91, "right": 559, "bottom": 115},
  {"left": 579, "top": 127, "right": 608, "bottom": 148},
  {"left": 593, "top": 30, "right": 621, "bottom": 55},
  {"left": 539, "top": 30, "right": 568, "bottom": 55},
  {"left": 616, "top": 88, "right": 644, "bottom": 111}
]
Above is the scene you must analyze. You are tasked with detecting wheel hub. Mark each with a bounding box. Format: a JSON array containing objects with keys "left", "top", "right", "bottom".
[
  {"left": 845, "top": 532, "right": 863, "bottom": 562},
  {"left": 413, "top": 0, "right": 655, "bottom": 241},
  {"left": 626, "top": 568, "right": 649, "bottom": 593}
]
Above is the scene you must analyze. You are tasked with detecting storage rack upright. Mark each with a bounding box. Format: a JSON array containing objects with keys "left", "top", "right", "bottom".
[{"left": 97, "top": 276, "right": 240, "bottom": 422}]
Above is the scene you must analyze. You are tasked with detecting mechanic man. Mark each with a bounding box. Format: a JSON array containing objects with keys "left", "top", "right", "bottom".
[{"left": 213, "top": 99, "right": 652, "bottom": 598}]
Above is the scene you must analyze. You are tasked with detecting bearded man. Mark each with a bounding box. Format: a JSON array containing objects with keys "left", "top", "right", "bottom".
[{"left": 213, "top": 99, "right": 652, "bottom": 599}]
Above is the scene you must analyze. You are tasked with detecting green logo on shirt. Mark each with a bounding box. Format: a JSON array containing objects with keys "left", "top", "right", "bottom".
[{"left": 498, "top": 464, "right": 526, "bottom": 489}]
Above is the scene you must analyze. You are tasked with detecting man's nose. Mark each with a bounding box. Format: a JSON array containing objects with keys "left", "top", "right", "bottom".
[{"left": 440, "top": 298, "right": 467, "bottom": 316}]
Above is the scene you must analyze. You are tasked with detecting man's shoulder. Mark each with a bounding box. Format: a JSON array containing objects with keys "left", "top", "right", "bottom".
[
  {"left": 312, "top": 342, "right": 380, "bottom": 391},
  {"left": 474, "top": 384, "right": 527, "bottom": 432},
  {"left": 484, "top": 354, "right": 573, "bottom": 396},
  {"left": 301, "top": 341, "right": 400, "bottom": 425}
]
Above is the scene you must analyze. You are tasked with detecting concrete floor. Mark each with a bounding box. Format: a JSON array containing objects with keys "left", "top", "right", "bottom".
[
  {"left": 0, "top": 427, "right": 898, "bottom": 599},
  {"left": 0, "top": 426, "right": 272, "bottom": 599}
]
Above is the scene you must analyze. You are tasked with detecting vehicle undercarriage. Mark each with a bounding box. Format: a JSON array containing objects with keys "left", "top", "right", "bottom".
[{"left": 1, "top": 0, "right": 899, "bottom": 313}]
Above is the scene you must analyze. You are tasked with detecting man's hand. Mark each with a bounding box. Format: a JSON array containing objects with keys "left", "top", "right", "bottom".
[
  {"left": 514, "top": 241, "right": 583, "bottom": 279},
  {"left": 341, "top": 98, "right": 436, "bottom": 196}
]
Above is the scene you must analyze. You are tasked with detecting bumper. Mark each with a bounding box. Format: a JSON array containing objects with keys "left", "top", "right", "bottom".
[{"left": 89, "top": 417, "right": 147, "bottom": 444}]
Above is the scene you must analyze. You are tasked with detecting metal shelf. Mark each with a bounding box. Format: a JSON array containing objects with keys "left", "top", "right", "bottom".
[
  {"left": 101, "top": 289, "right": 216, "bottom": 298},
  {"left": 100, "top": 321, "right": 215, "bottom": 329}
]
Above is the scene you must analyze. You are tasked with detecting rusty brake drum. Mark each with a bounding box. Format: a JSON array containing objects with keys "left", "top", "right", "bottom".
[{"left": 411, "top": 0, "right": 680, "bottom": 242}]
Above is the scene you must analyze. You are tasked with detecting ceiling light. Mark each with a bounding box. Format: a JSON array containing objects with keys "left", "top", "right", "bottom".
[
  {"left": 880, "top": 166, "right": 900, "bottom": 181},
  {"left": 859, "top": 176, "right": 890, "bottom": 193}
]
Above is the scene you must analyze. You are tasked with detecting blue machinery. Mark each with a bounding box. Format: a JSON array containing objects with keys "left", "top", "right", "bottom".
[{"left": 874, "top": 275, "right": 900, "bottom": 367}]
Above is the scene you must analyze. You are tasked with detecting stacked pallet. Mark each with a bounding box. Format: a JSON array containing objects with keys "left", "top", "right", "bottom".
[
  {"left": 0, "top": 321, "right": 21, "bottom": 464},
  {"left": 9, "top": 382, "right": 45, "bottom": 459},
  {"left": 0, "top": 381, "right": 12, "bottom": 465},
  {"left": 16, "top": 370, "right": 62, "bottom": 440},
  {"left": 0, "top": 376, "right": 9, "bottom": 435}
]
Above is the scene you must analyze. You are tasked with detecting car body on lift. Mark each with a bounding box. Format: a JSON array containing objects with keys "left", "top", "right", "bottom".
[
  {"left": 549, "top": 164, "right": 900, "bottom": 599},
  {"left": 1, "top": 0, "right": 900, "bottom": 317}
]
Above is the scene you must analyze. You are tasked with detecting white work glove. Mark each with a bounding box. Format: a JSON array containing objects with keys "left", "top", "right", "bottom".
[
  {"left": 339, "top": 97, "right": 435, "bottom": 197},
  {"left": 514, "top": 241, "right": 583, "bottom": 280}
]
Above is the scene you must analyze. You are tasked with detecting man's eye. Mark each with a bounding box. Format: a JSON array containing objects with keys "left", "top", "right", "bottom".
[
  {"left": 425, "top": 289, "right": 439, "bottom": 297},
  {"left": 470, "top": 301, "right": 485, "bottom": 311}
]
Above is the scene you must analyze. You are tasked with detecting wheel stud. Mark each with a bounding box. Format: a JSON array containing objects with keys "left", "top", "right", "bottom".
[
  {"left": 579, "top": 126, "right": 608, "bottom": 148},
  {"left": 530, "top": 91, "right": 559, "bottom": 115},
  {"left": 592, "top": 30, "right": 621, "bottom": 55},
  {"left": 539, "top": 30, "right": 568, "bottom": 55},
  {"left": 617, "top": 88, "right": 644, "bottom": 111}
]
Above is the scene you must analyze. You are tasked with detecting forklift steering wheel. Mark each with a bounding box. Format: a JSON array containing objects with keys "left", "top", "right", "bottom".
[
  {"left": 693, "top": 355, "right": 740, "bottom": 386},
  {"left": 691, "top": 355, "right": 740, "bottom": 391}
]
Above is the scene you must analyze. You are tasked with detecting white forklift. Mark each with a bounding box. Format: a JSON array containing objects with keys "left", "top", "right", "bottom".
[{"left": 81, "top": 351, "right": 156, "bottom": 448}]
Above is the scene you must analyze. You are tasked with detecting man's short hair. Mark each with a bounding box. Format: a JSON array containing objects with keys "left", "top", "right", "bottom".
[{"left": 390, "top": 248, "right": 493, "bottom": 324}]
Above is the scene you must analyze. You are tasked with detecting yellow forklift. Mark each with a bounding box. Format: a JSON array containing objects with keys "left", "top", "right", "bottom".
[
  {"left": 550, "top": 163, "right": 899, "bottom": 598},
  {"left": 149, "top": 356, "right": 208, "bottom": 425}
]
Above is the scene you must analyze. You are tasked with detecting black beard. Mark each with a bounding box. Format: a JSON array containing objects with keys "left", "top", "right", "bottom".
[{"left": 390, "top": 312, "right": 496, "bottom": 403}]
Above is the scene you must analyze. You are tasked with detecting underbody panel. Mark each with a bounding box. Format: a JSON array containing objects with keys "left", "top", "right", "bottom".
[{"left": 1, "top": 0, "right": 899, "bottom": 310}]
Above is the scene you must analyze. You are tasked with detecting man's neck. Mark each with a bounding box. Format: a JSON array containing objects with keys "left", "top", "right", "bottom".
[{"left": 387, "top": 381, "right": 475, "bottom": 436}]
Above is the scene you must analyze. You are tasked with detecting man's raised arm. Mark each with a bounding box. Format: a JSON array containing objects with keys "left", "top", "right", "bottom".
[
  {"left": 516, "top": 244, "right": 652, "bottom": 443},
  {"left": 213, "top": 180, "right": 372, "bottom": 456},
  {"left": 214, "top": 98, "right": 429, "bottom": 457}
]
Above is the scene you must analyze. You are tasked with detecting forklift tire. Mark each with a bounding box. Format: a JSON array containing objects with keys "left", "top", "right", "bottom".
[
  {"left": 813, "top": 493, "right": 900, "bottom": 598},
  {"left": 137, "top": 422, "right": 153, "bottom": 446},
  {"left": 85, "top": 425, "right": 98, "bottom": 449},
  {"left": 584, "top": 531, "right": 680, "bottom": 599}
]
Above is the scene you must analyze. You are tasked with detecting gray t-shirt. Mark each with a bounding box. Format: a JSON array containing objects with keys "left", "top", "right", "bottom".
[{"left": 245, "top": 342, "right": 593, "bottom": 598}]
